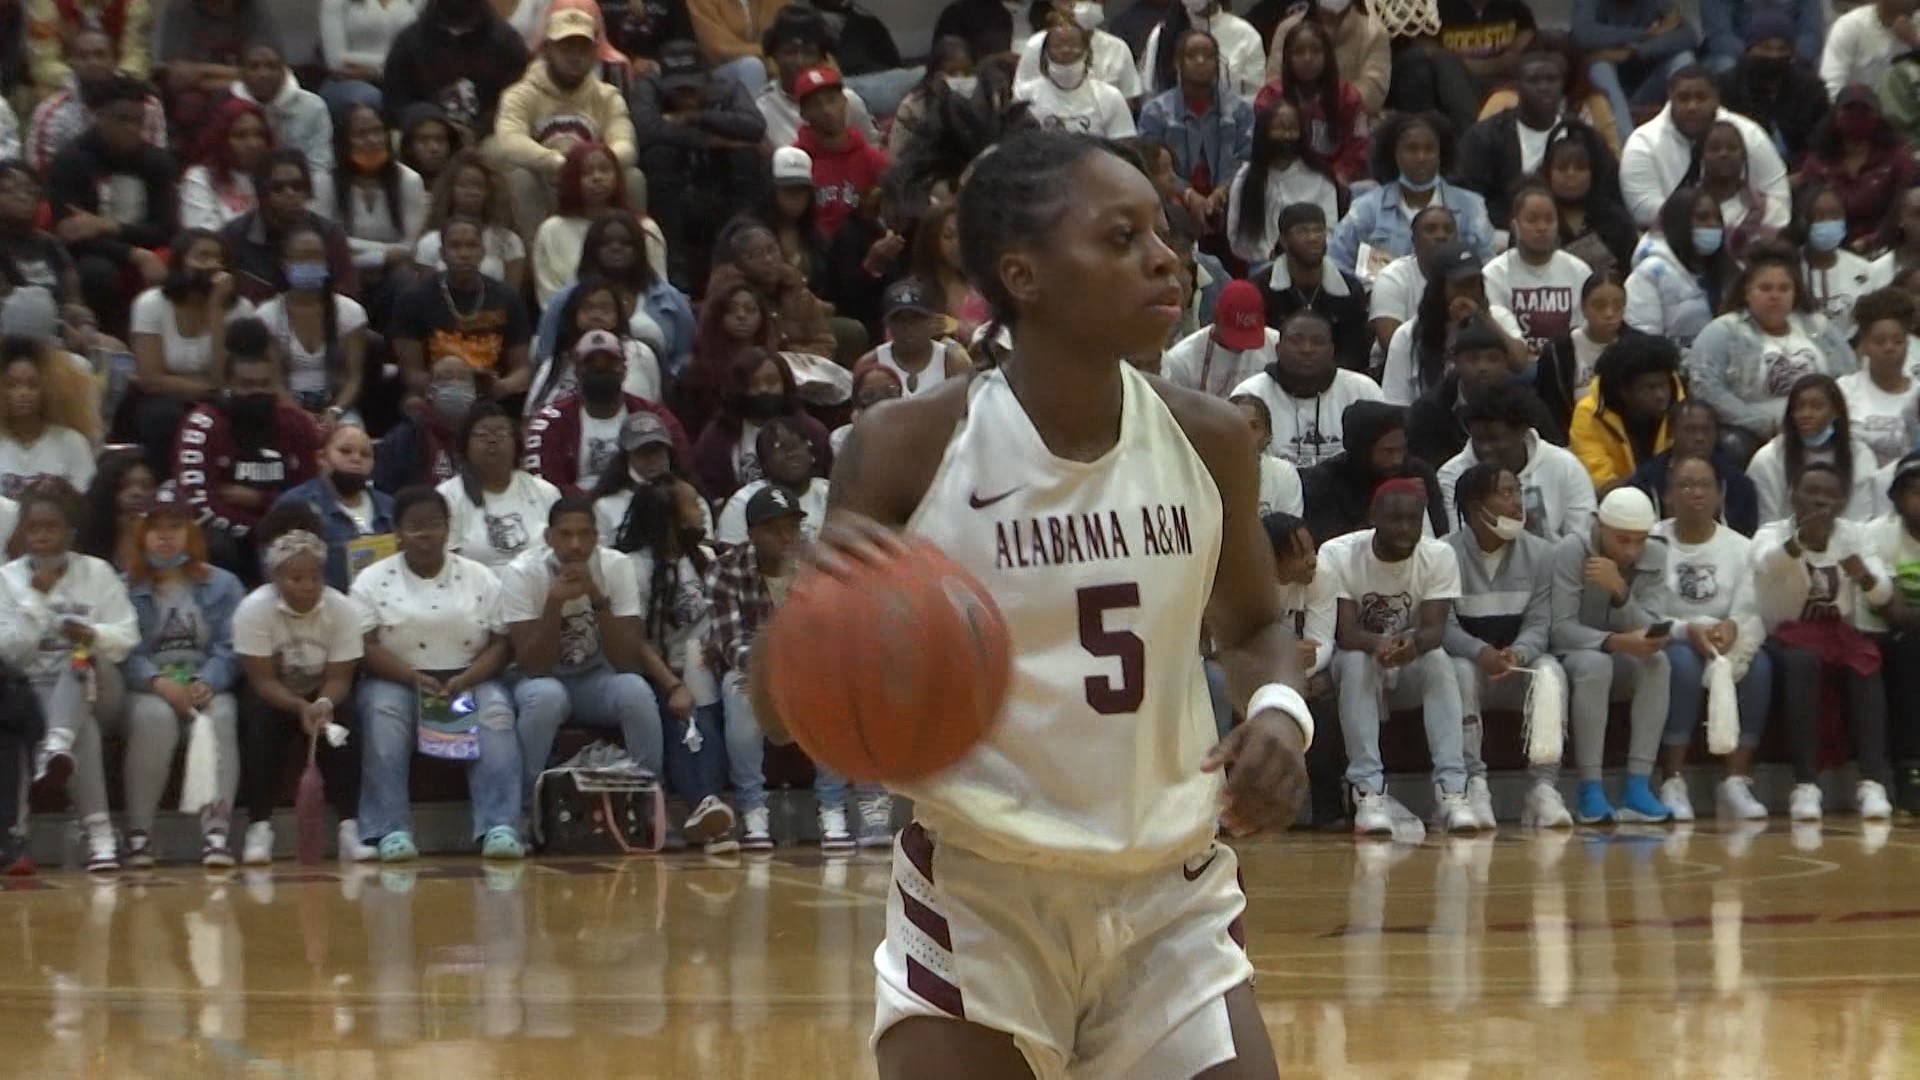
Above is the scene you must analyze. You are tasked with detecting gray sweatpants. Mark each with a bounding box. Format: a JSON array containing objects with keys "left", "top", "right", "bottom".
[
  {"left": 109, "top": 691, "right": 240, "bottom": 832},
  {"left": 1335, "top": 648, "right": 1467, "bottom": 796},
  {"left": 32, "top": 663, "right": 124, "bottom": 821},
  {"left": 1559, "top": 649, "right": 1670, "bottom": 781},
  {"left": 1452, "top": 654, "right": 1566, "bottom": 786}
]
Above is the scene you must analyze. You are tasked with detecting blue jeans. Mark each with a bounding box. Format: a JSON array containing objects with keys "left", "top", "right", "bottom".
[
  {"left": 843, "top": 67, "right": 924, "bottom": 118},
  {"left": 719, "top": 670, "right": 863, "bottom": 812},
  {"left": 512, "top": 667, "right": 665, "bottom": 786},
  {"left": 716, "top": 56, "right": 768, "bottom": 95},
  {"left": 663, "top": 703, "right": 726, "bottom": 805},
  {"left": 1589, "top": 50, "right": 1698, "bottom": 145},
  {"left": 356, "top": 677, "right": 522, "bottom": 841},
  {"left": 1335, "top": 648, "right": 1467, "bottom": 795},
  {"left": 321, "top": 78, "right": 382, "bottom": 114},
  {"left": 1663, "top": 640, "right": 1772, "bottom": 749}
]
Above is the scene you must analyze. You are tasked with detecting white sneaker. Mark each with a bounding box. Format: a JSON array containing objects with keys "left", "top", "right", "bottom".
[
  {"left": 681, "top": 796, "right": 737, "bottom": 847},
  {"left": 1522, "top": 783, "right": 1573, "bottom": 829},
  {"left": 1857, "top": 780, "right": 1893, "bottom": 820},
  {"left": 1352, "top": 792, "right": 1394, "bottom": 836},
  {"left": 1716, "top": 777, "right": 1768, "bottom": 821},
  {"left": 1660, "top": 776, "right": 1695, "bottom": 823},
  {"left": 856, "top": 794, "right": 895, "bottom": 848},
  {"left": 1789, "top": 783, "right": 1823, "bottom": 823},
  {"left": 740, "top": 807, "right": 773, "bottom": 851},
  {"left": 83, "top": 818, "right": 118, "bottom": 873},
  {"left": 1437, "top": 790, "right": 1478, "bottom": 834},
  {"left": 1466, "top": 777, "right": 1497, "bottom": 829},
  {"left": 337, "top": 820, "right": 377, "bottom": 862},
  {"left": 242, "top": 821, "right": 275, "bottom": 865},
  {"left": 818, "top": 807, "right": 855, "bottom": 852}
]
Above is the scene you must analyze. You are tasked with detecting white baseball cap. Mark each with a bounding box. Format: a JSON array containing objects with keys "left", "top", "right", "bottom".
[{"left": 772, "top": 146, "right": 814, "bottom": 186}]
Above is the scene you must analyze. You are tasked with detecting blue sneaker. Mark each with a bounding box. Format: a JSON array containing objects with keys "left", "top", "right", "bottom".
[
  {"left": 480, "top": 826, "right": 525, "bottom": 860},
  {"left": 1575, "top": 781, "right": 1615, "bottom": 825},
  {"left": 378, "top": 832, "right": 418, "bottom": 863},
  {"left": 1614, "top": 775, "right": 1674, "bottom": 823}
]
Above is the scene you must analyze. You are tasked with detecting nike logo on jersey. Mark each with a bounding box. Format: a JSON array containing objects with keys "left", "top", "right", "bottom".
[
  {"left": 1182, "top": 846, "right": 1219, "bottom": 882},
  {"left": 969, "top": 487, "right": 1023, "bottom": 509}
]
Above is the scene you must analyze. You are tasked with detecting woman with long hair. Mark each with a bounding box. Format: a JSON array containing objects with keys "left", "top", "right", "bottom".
[
  {"left": 178, "top": 97, "right": 276, "bottom": 231},
  {"left": 1328, "top": 111, "right": 1493, "bottom": 279},
  {"left": 438, "top": 403, "right": 560, "bottom": 568},
  {"left": 761, "top": 150, "right": 830, "bottom": 287},
  {"left": 526, "top": 282, "right": 664, "bottom": 413},
  {"left": 330, "top": 103, "right": 426, "bottom": 289},
  {"left": 905, "top": 201, "right": 988, "bottom": 341},
  {"left": 1014, "top": 21, "right": 1136, "bottom": 139},
  {"left": 396, "top": 103, "right": 463, "bottom": 190},
  {"left": 888, "top": 35, "right": 978, "bottom": 162},
  {"left": 1799, "top": 87, "right": 1918, "bottom": 250},
  {"left": 124, "top": 229, "right": 253, "bottom": 469},
  {"left": 1380, "top": 249, "right": 1529, "bottom": 405},
  {"left": 414, "top": 149, "right": 526, "bottom": 291},
  {"left": 0, "top": 335, "right": 100, "bottom": 494},
  {"left": 1624, "top": 186, "right": 1733, "bottom": 348},
  {"left": 830, "top": 360, "right": 905, "bottom": 454},
  {"left": 254, "top": 222, "right": 369, "bottom": 420},
  {"left": 1141, "top": 0, "right": 1263, "bottom": 100},
  {"left": 78, "top": 449, "right": 156, "bottom": 563},
  {"left": 119, "top": 486, "right": 246, "bottom": 867},
  {"left": 1745, "top": 374, "right": 1879, "bottom": 521},
  {"left": 1252, "top": 18, "right": 1367, "bottom": 184},
  {"left": 267, "top": 422, "right": 395, "bottom": 590},
  {"left": 688, "top": 347, "right": 833, "bottom": 504},
  {"left": 1792, "top": 181, "right": 1881, "bottom": 340},
  {"left": 1225, "top": 100, "right": 1340, "bottom": 265},
  {"left": 1698, "top": 119, "right": 1784, "bottom": 262},
  {"left": 677, "top": 280, "right": 779, "bottom": 437},
  {"left": 532, "top": 141, "right": 667, "bottom": 305},
  {"left": 532, "top": 210, "right": 695, "bottom": 383},
  {"left": 1537, "top": 128, "right": 1637, "bottom": 277},
  {"left": 589, "top": 412, "right": 710, "bottom": 548},
  {"left": 0, "top": 479, "right": 137, "bottom": 872}
]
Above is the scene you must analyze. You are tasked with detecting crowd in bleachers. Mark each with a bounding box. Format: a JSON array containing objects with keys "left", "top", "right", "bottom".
[{"left": 3, "top": 0, "right": 1920, "bottom": 871}]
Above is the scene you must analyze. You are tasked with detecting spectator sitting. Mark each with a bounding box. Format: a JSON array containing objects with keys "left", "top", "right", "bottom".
[
  {"left": 26, "top": 28, "right": 166, "bottom": 175},
  {"left": 1867, "top": 453, "right": 1920, "bottom": 810},
  {"left": 1329, "top": 112, "right": 1493, "bottom": 284},
  {"left": 688, "top": 347, "right": 832, "bottom": 504},
  {"left": 532, "top": 212, "right": 694, "bottom": 391},
  {"left": 1299, "top": 400, "right": 1450, "bottom": 541},
  {"left": 397, "top": 104, "right": 463, "bottom": 192},
  {"left": 754, "top": 6, "right": 879, "bottom": 149},
  {"left": 829, "top": 361, "right": 904, "bottom": 456},
  {"left": 1144, "top": 32, "right": 1256, "bottom": 227},
  {"left": 1434, "top": 0, "right": 1537, "bottom": 100},
  {"left": 1715, "top": 11, "right": 1831, "bottom": 168},
  {"left": 1252, "top": 19, "right": 1366, "bottom": 184},
  {"left": 1746, "top": 374, "right": 1881, "bottom": 522},
  {"left": 1231, "top": 310, "right": 1385, "bottom": 468},
  {"left": 23, "top": 0, "right": 151, "bottom": 96},
  {"left": 685, "top": 0, "right": 782, "bottom": 93},
  {"left": 1231, "top": 395, "right": 1306, "bottom": 516},
  {"left": 124, "top": 229, "right": 254, "bottom": 467},
  {"left": 852, "top": 279, "right": 970, "bottom": 398},
  {"left": 1571, "top": 0, "right": 1701, "bottom": 147},
  {"left": 317, "top": 0, "right": 419, "bottom": 112},
  {"left": 0, "top": 166, "right": 78, "bottom": 306},
  {"left": 902, "top": 201, "right": 990, "bottom": 348},
  {"left": 1649, "top": 451, "right": 1774, "bottom": 821},
  {"left": 817, "top": 182, "right": 912, "bottom": 335},
  {"left": 1703, "top": 0, "right": 1823, "bottom": 71},
  {"left": 1442, "top": 461, "right": 1567, "bottom": 827},
  {"left": 1684, "top": 243, "right": 1859, "bottom": 456},
  {"left": 329, "top": 105, "right": 426, "bottom": 319},
  {"left": 672, "top": 280, "right": 773, "bottom": 438},
  {"left": 393, "top": 216, "right": 533, "bottom": 401},
  {"left": 118, "top": 483, "right": 245, "bottom": 868},
  {"left": 791, "top": 66, "right": 892, "bottom": 242},
  {"left": 1482, "top": 184, "right": 1595, "bottom": 360},
  {"left": 1624, "top": 185, "right": 1734, "bottom": 348},
  {"left": 1162, "top": 278, "right": 1275, "bottom": 398},
  {"left": 441, "top": 402, "right": 561, "bottom": 568},
  {"left": 493, "top": 7, "right": 642, "bottom": 237},
  {"left": 1753, "top": 463, "right": 1903, "bottom": 823},
  {"left": 1404, "top": 313, "right": 1547, "bottom": 469},
  {"left": 1697, "top": 118, "right": 1787, "bottom": 261},
  {"left": 253, "top": 223, "right": 369, "bottom": 421},
  {"left": 930, "top": 0, "right": 1024, "bottom": 61},
  {"left": 1015, "top": 1, "right": 1141, "bottom": 100},
  {"left": 1568, "top": 329, "right": 1682, "bottom": 495},
  {"left": 267, "top": 422, "right": 395, "bottom": 590},
  {"left": 234, "top": 42, "right": 333, "bottom": 177},
  {"left": 1821, "top": 0, "right": 1915, "bottom": 99},
  {"left": 588, "top": 410, "right": 712, "bottom": 546},
  {"left": 1537, "top": 132, "right": 1639, "bottom": 281},
  {"left": 1801, "top": 88, "right": 1919, "bottom": 252},
  {"left": 1140, "top": 0, "right": 1264, "bottom": 101},
  {"left": 221, "top": 150, "right": 360, "bottom": 305},
  {"left": 1627, "top": 398, "right": 1761, "bottom": 534},
  {"left": 1794, "top": 182, "right": 1887, "bottom": 342},
  {"left": 1326, "top": 478, "right": 1477, "bottom": 835},
  {"left": 1380, "top": 237, "right": 1529, "bottom": 406},
  {"left": 1619, "top": 65, "right": 1788, "bottom": 228},
  {"left": 888, "top": 37, "right": 977, "bottom": 163},
  {"left": 1262, "top": 509, "right": 1343, "bottom": 826},
  {"left": 372, "top": 354, "right": 474, "bottom": 493},
  {"left": 48, "top": 73, "right": 174, "bottom": 334},
  {"left": 1015, "top": 21, "right": 1137, "bottom": 139},
  {"left": 1226, "top": 102, "right": 1340, "bottom": 267},
  {"left": 714, "top": 417, "right": 829, "bottom": 544},
  {"left": 1262, "top": 0, "right": 1390, "bottom": 117},
  {"left": 77, "top": 447, "right": 155, "bottom": 564},
  {"left": 1547, "top": 485, "right": 1675, "bottom": 824},
  {"left": 707, "top": 223, "right": 837, "bottom": 360},
  {"left": 1438, "top": 381, "right": 1597, "bottom": 539},
  {"left": 1367, "top": 204, "right": 1456, "bottom": 355},
  {"left": 0, "top": 478, "right": 138, "bottom": 871},
  {"left": 532, "top": 143, "right": 668, "bottom": 306},
  {"left": 503, "top": 495, "right": 684, "bottom": 810},
  {"left": 525, "top": 352, "right": 691, "bottom": 499},
  {"left": 1839, "top": 288, "right": 1920, "bottom": 467},
  {"left": 1458, "top": 52, "right": 1603, "bottom": 230},
  {"left": 530, "top": 291, "right": 664, "bottom": 416},
  {"left": 349, "top": 484, "right": 526, "bottom": 861},
  {"left": 0, "top": 334, "right": 98, "bottom": 496},
  {"left": 380, "top": 0, "right": 531, "bottom": 140},
  {"left": 631, "top": 39, "right": 769, "bottom": 292},
  {"left": 413, "top": 150, "right": 527, "bottom": 294},
  {"left": 179, "top": 97, "right": 275, "bottom": 236}
]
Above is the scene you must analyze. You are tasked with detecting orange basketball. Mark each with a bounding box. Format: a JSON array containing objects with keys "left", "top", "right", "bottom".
[{"left": 763, "top": 538, "right": 1011, "bottom": 784}]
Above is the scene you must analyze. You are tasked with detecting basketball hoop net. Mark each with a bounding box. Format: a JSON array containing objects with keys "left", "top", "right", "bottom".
[{"left": 1371, "top": 0, "right": 1441, "bottom": 40}]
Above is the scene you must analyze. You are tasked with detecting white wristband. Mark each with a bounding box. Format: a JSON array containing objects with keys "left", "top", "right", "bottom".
[{"left": 1247, "top": 682, "right": 1313, "bottom": 749}]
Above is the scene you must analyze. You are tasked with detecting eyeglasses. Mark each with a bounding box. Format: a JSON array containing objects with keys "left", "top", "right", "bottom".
[{"left": 1670, "top": 479, "right": 1716, "bottom": 494}]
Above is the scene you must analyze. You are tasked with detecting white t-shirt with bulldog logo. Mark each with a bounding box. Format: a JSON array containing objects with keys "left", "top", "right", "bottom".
[{"left": 1322, "top": 529, "right": 1462, "bottom": 636}]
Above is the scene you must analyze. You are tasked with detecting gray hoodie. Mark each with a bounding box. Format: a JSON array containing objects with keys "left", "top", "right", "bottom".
[
  {"left": 1548, "top": 529, "right": 1672, "bottom": 654},
  {"left": 1443, "top": 528, "right": 1555, "bottom": 665}
]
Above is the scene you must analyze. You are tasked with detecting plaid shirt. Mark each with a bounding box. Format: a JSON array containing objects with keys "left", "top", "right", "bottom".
[{"left": 705, "top": 541, "right": 777, "bottom": 675}]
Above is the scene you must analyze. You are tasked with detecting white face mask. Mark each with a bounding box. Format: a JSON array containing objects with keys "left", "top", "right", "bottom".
[
  {"left": 943, "top": 74, "right": 979, "bottom": 97},
  {"left": 1181, "top": 0, "right": 1212, "bottom": 14},
  {"left": 1072, "top": 0, "right": 1105, "bottom": 29},
  {"left": 1482, "top": 510, "right": 1526, "bottom": 542},
  {"left": 1048, "top": 60, "right": 1087, "bottom": 91},
  {"left": 1318, "top": 0, "right": 1353, "bottom": 13}
]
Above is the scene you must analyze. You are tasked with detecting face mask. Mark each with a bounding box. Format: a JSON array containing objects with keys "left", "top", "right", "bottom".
[
  {"left": 1804, "top": 421, "right": 1837, "bottom": 447},
  {"left": 351, "top": 146, "right": 390, "bottom": 173},
  {"left": 1319, "top": 0, "right": 1353, "bottom": 11},
  {"left": 284, "top": 260, "right": 329, "bottom": 290},
  {"left": 332, "top": 469, "right": 370, "bottom": 496},
  {"left": 1748, "top": 55, "right": 1790, "bottom": 80},
  {"left": 1181, "top": 0, "right": 1211, "bottom": 13},
  {"left": 1400, "top": 174, "right": 1439, "bottom": 193},
  {"left": 1482, "top": 510, "right": 1526, "bottom": 542},
  {"left": 1807, "top": 220, "right": 1848, "bottom": 253},
  {"left": 580, "top": 367, "right": 624, "bottom": 402},
  {"left": 1047, "top": 60, "right": 1087, "bottom": 92},
  {"left": 1837, "top": 111, "right": 1879, "bottom": 142},
  {"left": 740, "top": 392, "right": 787, "bottom": 421},
  {"left": 147, "top": 551, "right": 190, "bottom": 570},
  {"left": 1072, "top": 0, "right": 1104, "bottom": 29},
  {"left": 1272, "top": 137, "right": 1301, "bottom": 161},
  {"left": 430, "top": 383, "right": 476, "bottom": 424},
  {"left": 1691, "top": 227, "right": 1724, "bottom": 256},
  {"left": 944, "top": 74, "right": 978, "bottom": 97},
  {"left": 226, "top": 391, "right": 277, "bottom": 430}
]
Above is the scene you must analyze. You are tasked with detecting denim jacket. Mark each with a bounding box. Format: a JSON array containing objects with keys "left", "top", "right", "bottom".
[
  {"left": 1136, "top": 85, "right": 1254, "bottom": 195},
  {"left": 1327, "top": 179, "right": 1493, "bottom": 282},
  {"left": 124, "top": 565, "right": 245, "bottom": 692},
  {"left": 534, "top": 279, "right": 697, "bottom": 381},
  {"left": 269, "top": 477, "right": 398, "bottom": 592}
]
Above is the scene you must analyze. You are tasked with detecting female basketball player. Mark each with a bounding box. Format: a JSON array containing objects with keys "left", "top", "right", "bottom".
[{"left": 750, "top": 129, "right": 1312, "bottom": 1079}]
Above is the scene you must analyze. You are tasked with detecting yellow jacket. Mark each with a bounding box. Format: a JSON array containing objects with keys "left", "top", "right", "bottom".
[
  {"left": 686, "top": 0, "right": 786, "bottom": 64},
  {"left": 1568, "top": 376, "right": 1683, "bottom": 491},
  {"left": 25, "top": 0, "right": 152, "bottom": 94}
]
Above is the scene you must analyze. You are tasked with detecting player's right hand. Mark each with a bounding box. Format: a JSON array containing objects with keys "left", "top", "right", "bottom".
[{"left": 810, "top": 511, "right": 911, "bottom": 581}]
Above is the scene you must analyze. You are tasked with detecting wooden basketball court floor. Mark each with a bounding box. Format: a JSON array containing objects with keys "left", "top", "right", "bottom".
[{"left": 4, "top": 823, "right": 1920, "bottom": 1079}]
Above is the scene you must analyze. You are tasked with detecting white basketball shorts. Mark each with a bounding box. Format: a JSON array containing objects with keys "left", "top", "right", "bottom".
[{"left": 872, "top": 822, "right": 1256, "bottom": 1080}]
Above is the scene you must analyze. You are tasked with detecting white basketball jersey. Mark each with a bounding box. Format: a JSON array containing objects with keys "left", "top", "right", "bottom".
[
  {"left": 876, "top": 339, "right": 956, "bottom": 398},
  {"left": 901, "top": 365, "right": 1225, "bottom": 876}
]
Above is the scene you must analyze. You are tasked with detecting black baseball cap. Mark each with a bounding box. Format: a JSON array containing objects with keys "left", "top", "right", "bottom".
[
  {"left": 745, "top": 485, "right": 806, "bottom": 528},
  {"left": 658, "top": 40, "right": 707, "bottom": 92},
  {"left": 1428, "top": 238, "right": 1484, "bottom": 283},
  {"left": 883, "top": 278, "right": 938, "bottom": 319}
]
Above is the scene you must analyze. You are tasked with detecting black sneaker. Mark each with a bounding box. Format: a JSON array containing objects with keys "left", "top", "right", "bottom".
[{"left": 1896, "top": 766, "right": 1920, "bottom": 817}]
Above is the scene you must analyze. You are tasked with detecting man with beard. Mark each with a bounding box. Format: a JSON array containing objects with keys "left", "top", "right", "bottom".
[
  {"left": 524, "top": 335, "right": 690, "bottom": 498},
  {"left": 1299, "top": 398, "right": 1450, "bottom": 542},
  {"left": 221, "top": 149, "right": 358, "bottom": 304},
  {"left": 382, "top": 0, "right": 532, "bottom": 141},
  {"left": 1619, "top": 64, "right": 1788, "bottom": 227},
  {"left": 393, "top": 216, "right": 531, "bottom": 400},
  {"left": 493, "top": 8, "right": 642, "bottom": 235},
  {"left": 173, "top": 318, "right": 322, "bottom": 576},
  {"left": 1228, "top": 310, "right": 1385, "bottom": 469},
  {"left": 1714, "top": 12, "right": 1831, "bottom": 168},
  {"left": 1253, "top": 204, "right": 1371, "bottom": 373},
  {"left": 46, "top": 73, "right": 173, "bottom": 333},
  {"left": 26, "top": 28, "right": 165, "bottom": 173}
]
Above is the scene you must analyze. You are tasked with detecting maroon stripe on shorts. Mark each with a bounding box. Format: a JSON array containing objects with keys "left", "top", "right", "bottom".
[
  {"left": 897, "top": 883, "right": 954, "bottom": 951},
  {"left": 906, "top": 955, "right": 967, "bottom": 1019},
  {"left": 901, "top": 821, "right": 935, "bottom": 882}
]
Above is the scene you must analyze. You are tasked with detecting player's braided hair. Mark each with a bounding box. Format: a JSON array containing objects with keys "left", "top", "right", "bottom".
[
  {"left": 886, "top": 54, "right": 1035, "bottom": 209},
  {"left": 954, "top": 128, "right": 1123, "bottom": 328}
]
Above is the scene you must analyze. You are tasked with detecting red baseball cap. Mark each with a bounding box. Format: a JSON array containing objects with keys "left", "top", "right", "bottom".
[
  {"left": 791, "top": 66, "right": 843, "bottom": 100},
  {"left": 1211, "top": 280, "right": 1266, "bottom": 352}
]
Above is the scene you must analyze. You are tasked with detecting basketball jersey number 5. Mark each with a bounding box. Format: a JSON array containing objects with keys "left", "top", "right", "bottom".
[{"left": 1077, "top": 584, "right": 1144, "bottom": 714}]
